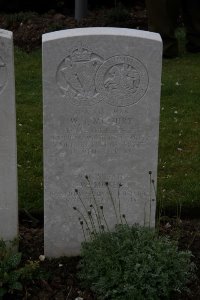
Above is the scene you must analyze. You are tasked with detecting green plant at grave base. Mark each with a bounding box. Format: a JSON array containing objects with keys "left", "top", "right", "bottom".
[
  {"left": 78, "top": 224, "right": 196, "bottom": 300},
  {"left": 0, "top": 239, "right": 39, "bottom": 297}
]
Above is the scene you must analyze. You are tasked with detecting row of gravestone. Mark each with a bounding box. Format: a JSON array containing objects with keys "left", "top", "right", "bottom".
[{"left": 0, "top": 28, "right": 162, "bottom": 257}]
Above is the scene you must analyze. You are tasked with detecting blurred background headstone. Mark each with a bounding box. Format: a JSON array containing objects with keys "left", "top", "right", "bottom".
[{"left": 75, "top": 0, "right": 88, "bottom": 21}]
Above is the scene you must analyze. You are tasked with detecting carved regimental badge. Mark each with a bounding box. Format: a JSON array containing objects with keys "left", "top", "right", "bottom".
[
  {"left": 0, "top": 56, "right": 7, "bottom": 94},
  {"left": 56, "top": 48, "right": 149, "bottom": 107},
  {"left": 56, "top": 46, "right": 104, "bottom": 106},
  {"left": 96, "top": 56, "right": 149, "bottom": 107}
]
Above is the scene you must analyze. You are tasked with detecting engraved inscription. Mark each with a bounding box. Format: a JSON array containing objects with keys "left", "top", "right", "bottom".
[
  {"left": 51, "top": 108, "right": 152, "bottom": 156},
  {"left": 56, "top": 45, "right": 104, "bottom": 106},
  {"left": 0, "top": 56, "right": 7, "bottom": 94},
  {"left": 52, "top": 132, "right": 150, "bottom": 156},
  {"left": 96, "top": 56, "right": 149, "bottom": 107},
  {"left": 49, "top": 173, "right": 148, "bottom": 204}
]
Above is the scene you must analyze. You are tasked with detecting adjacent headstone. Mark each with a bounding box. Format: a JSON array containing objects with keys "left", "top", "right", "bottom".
[
  {"left": 0, "top": 29, "right": 18, "bottom": 241},
  {"left": 75, "top": 0, "right": 88, "bottom": 21},
  {"left": 43, "top": 27, "right": 162, "bottom": 257}
]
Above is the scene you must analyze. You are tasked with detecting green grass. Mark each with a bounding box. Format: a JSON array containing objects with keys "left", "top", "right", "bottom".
[
  {"left": 158, "top": 53, "right": 200, "bottom": 213},
  {"left": 15, "top": 47, "right": 200, "bottom": 214},
  {"left": 15, "top": 48, "right": 43, "bottom": 211}
]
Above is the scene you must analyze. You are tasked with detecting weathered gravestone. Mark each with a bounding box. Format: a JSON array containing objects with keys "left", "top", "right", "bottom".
[
  {"left": 0, "top": 29, "right": 18, "bottom": 241},
  {"left": 43, "top": 28, "right": 162, "bottom": 257}
]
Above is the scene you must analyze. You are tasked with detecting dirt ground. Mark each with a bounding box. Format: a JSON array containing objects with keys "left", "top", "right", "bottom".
[{"left": 16, "top": 218, "right": 200, "bottom": 300}]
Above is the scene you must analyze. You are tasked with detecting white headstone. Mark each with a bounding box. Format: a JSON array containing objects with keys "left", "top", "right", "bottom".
[
  {"left": 43, "top": 27, "right": 162, "bottom": 257},
  {"left": 0, "top": 29, "right": 18, "bottom": 241}
]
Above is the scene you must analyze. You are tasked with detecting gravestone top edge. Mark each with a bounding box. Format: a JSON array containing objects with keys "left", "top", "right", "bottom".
[
  {"left": 42, "top": 27, "right": 162, "bottom": 43},
  {"left": 0, "top": 29, "right": 13, "bottom": 39}
]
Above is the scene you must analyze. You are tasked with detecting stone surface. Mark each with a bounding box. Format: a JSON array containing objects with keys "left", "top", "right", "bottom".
[
  {"left": 0, "top": 29, "right": 18, "bottom": 241},
  {"left": 43, "top": 27, "right": 162, "bottom": 257}
]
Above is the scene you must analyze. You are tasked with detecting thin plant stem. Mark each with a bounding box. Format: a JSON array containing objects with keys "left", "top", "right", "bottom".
[
  {"left": 100, "top": 224, "right": 105, "bottom": 232},
  {"left": 144, "top": 200, "right": 148, "bottom": 227},
  {"left": 151, "top": 179, "right": 157, "bottom": 198},
  {"left": 85, "top": 175, "right": 101, "bottom": 228},
  {"left": 100, "top": 205, "right": 110, "bottom": 232},
  {"left": 122, "top": 214, "right": 128, "bottom": 226},
  {"left": 90, "top": 204, "right": 103, "bottom": 232},
  {"left": 118, "top": 183, "right": 123, "bottom": 223},
  {"left": 105, "top": 182, "right": 119, "bottom": 224},
  {"left": 149, "top": 171, "right": 152, "bottom": 228},
  {"left": 88, "top": 210, "right": 97, "bottom": 234},
  {"left": 73, "top": 207, "right": 91, "bottom": 235},
  {"left": 151, "top": 178, "right": 160, "bottom": 227},
  {"left": 80, "top": 220, "right": 86, "bottom": 241},
  {"left": 75, "top": 188, "right": 88, "bottom": 216},
  {"left": 66, "top": 286, "right": 72, "bottom": 300}
]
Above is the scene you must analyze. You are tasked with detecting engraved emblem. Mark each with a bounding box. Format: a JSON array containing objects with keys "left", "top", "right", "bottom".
[
  {"left": 56, "top": 46, "right": 104, "bottom": 106},
  {"left": 96, "top": 56, "right": 149, "bottom": 107},
  {"left": 0, "top": 56, "right": 7, "bottom": 94}
]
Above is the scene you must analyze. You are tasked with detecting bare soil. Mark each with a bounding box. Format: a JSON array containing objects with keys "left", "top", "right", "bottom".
[{"left": 10, "top": 218, "right": 199, "bottom": 300}]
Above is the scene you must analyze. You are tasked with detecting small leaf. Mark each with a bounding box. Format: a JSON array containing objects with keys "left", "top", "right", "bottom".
[
  {"left": 8, "top": 271, "right": 21, "bottom": 285},
  {"left": 7, "top": 253, "right": 22, "bottom": 268},
  {"left": 10, "top": 281, "right": 23, "bottom": 291}
]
